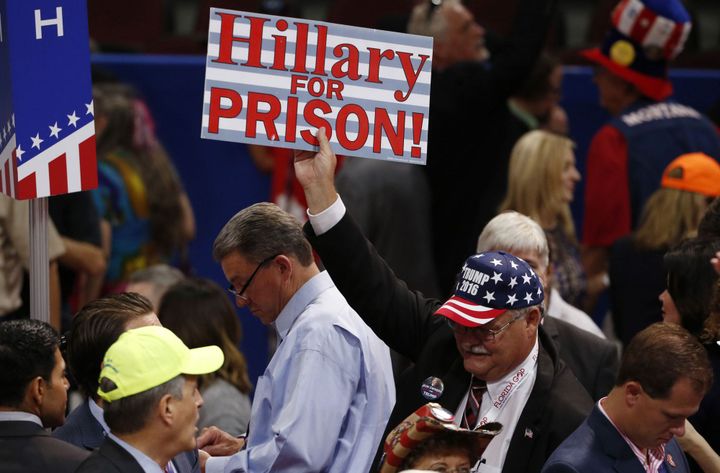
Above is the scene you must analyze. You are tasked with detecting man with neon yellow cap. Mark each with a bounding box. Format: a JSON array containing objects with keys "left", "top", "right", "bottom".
[
  {"left": 580, "top": 0, "right": 720, "bottom": 295},
  {"left": 75, "top": 325, "right": 224, "bottom": 473}
]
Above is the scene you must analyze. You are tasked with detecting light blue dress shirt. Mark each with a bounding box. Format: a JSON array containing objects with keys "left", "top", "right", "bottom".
[
  {"left": 88, "top": 397, "right": 110, "bottom": 434},
  {"left": 206, "top": 271, "right": 395, "bottom": 473}
]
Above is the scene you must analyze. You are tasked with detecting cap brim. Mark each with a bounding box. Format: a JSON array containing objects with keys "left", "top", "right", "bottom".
[
  {"left": 580, "top": 47, "right": 673, "bottom": 101},
  {"left": 434, "top": 295, "right": 506, "bottom": 327},
  {"left": 181, "top": 345, "right": 225, "bottom": 375}
]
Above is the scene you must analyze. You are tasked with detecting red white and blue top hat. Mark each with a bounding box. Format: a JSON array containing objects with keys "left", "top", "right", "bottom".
[
  {"left": 581, "top": 0, "right": 691, "bottom": 101},
  {"left": 434, "top": 251, "right": 544, "bottom": 327}
]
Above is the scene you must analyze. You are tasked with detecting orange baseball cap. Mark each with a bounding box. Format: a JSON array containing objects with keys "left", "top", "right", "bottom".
[{"left": 661, "top": 153, "right": 720, "bottom": 197}]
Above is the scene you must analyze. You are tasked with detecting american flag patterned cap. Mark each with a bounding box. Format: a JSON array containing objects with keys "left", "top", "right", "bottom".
[
  {"left": 610, "top": 0, "right": 691, "bottom": 60},
  {"left": 580, "top": 0, "right": 691, "bottom": 101},
  {"left": 434, "top": 251, "right": 544, "bottom": 327}
]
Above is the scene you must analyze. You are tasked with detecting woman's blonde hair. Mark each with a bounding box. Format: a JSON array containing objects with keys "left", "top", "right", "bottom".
[
  {"left": 633, "top": 188, "right": 709, "bottom": 250},
  {"left": 499, "top": 130, "right": 576, "bottom": 239}
]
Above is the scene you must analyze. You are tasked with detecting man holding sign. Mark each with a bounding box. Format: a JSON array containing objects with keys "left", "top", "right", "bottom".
[{"left": 294, "top": 130, "right": 592, "bottom": 473}]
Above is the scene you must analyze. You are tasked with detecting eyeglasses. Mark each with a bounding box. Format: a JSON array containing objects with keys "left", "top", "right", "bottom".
[
  {"left": 227, "top": 254, "right": 279, "bottom": 303},
  {"left": 446, "top": 312, "right": 527, "bottom": 342}
]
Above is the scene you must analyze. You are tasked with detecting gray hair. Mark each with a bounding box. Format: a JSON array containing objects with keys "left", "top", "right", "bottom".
[
  {"left": 102, "top": 375, "right": 184, "bottom": 435},
  {"left": 476, "top": 211, "right": 550, "bottom": 269},
  {"left": 127, "top": 264, "right": 185, "bottom": 308},
  {"left": 213, "top": 202, "right": 313, "bottom": 266},
  {"left": 406, "top": 0, "right": 460, "bottom": 40},
  {"left": 512, "top": 304, "right": 545, "bottom": 320},
  {"left": 128, "top": 264, "right": 184, "bottom": 286}
]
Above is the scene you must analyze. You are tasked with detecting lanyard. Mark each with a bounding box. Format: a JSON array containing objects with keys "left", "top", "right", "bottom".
[{"left": 475, "top": 347, "right": 538, "bottom": 427}]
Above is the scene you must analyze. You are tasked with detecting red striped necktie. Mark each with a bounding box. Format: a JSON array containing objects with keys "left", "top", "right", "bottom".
[{"left": 462, "top": 377, "right": 487, "bottom": 429}]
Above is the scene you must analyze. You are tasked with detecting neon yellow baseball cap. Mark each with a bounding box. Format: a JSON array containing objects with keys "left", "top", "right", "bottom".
[{"left": 97, "top": 325, "right": 224, "bottom": 402}]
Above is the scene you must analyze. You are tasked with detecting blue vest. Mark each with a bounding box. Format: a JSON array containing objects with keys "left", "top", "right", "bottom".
[{"left": 610, "top": 99, "right": 720, "bottom": 228}]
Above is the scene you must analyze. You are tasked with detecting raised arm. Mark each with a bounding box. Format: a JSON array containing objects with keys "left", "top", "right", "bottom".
[
  {"left": 294, "top": 131, "right": 444, "bottom": 360},
  {"left": 293, "top": 128, "right": 338, "bottom": 215}
]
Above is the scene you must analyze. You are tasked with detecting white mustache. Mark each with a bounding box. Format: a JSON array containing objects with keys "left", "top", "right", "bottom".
[{"left": 463, "top": 344, "right": 490, "bottom": 355}]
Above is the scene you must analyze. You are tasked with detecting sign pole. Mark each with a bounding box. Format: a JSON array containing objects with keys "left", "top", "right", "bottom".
[{"left": 29, "top": 198, "right": 50, "bottom": 324}]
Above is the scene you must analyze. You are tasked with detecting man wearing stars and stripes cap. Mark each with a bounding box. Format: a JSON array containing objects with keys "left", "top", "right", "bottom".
[
  {"left": 296, "top": 129, "right": 593, "bottom": 473},
  {"left": 435, "top": 251, "right": 544, "bottom": 328}
]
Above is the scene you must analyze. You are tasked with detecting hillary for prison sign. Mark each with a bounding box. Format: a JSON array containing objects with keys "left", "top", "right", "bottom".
[{"left": 201, "top": 9, "right": 432, "bottom": 164}]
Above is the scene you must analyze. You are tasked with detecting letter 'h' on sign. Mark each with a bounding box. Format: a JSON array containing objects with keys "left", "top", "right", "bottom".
[{"left": 0, "top": 0, "right": 96, "bottom": 199}]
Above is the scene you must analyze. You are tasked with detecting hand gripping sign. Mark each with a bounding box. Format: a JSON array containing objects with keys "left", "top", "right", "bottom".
[
  {"left": 0, "top": 0, "right": 96, "bottom": 199},
  {"left": 201, "top": 9, "right": 432, "bottom": 164}
]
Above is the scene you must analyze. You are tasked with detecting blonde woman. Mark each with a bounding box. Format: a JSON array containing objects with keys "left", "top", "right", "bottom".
[{"left": 499, "top": 130, "right": 597, "bottom": 311}]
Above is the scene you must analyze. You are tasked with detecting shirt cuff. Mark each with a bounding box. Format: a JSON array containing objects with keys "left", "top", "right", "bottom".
[
  {"left": 205, "top": 455, "right": 231, "bottom": 473},
  {"left": 307, "top": 194, "right": 345, "bottom": 236}
]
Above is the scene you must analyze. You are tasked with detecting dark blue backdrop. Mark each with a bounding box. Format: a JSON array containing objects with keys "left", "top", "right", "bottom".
[{"left": 93, "top": 53, "right": 720, "bottom": 386}]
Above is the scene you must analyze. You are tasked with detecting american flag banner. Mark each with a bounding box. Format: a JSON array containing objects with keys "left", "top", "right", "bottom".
[
  {"left": 0, "top": 0, "right": 96, "bottom": 200},
  {"left": 201, "top": 9, "right": 433, "bottom": 164}
]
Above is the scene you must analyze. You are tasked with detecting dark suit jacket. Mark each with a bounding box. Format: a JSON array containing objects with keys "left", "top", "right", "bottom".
[
  {"left": 52, "top": 398, "right": 104, "bottom": 450},
  {"left": 543, "top": 316, "right": 620, "bottom": 401},
  {"left": 426, "top": 0, "right": 557, "bottom": 293},
  {"left": 75, "top": 437, "right": 144, "bottom": 473},
  {"left": 52, "top": 399, "right": 200, "bottom": 472},
  {"left": 541, "top": 405, "right": 690, "bottom": 473},
  {"left": 0, "top": 419, "right": 89, "bottom": 473},
  {"left": 305, "top": 213, "right": 594, "bottom": 473}
]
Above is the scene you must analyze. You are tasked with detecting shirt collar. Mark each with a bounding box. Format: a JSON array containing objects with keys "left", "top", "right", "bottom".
[
  {"left": 274, "top": 271, "right": 333, "bottom": 342},
  {"left": 108, "top": 432, "right": 165, "bottom": 473},
  {"left": 88, "top": 397, "right": 110, "bottom": 434},
  {"left": 0, "top": 411, "right": 43, "bottom": 426},
  {"left": 507, "top": 99, "right": 540, "bottom": 130},
  {"left": 598, "top": 398, "right": 667, "bottom": 473},
  {"left": 485, "top": 338, "right": 539, "bottom": 399}
]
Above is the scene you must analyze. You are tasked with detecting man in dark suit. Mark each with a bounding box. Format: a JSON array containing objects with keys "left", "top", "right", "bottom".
[
  {"left": 0, "top": 319, "right": 89, "bottom": 473},
  {"left": 542, "top": 323, "right": 712, "bottom": 473},
  {"left": 475, "top": 210, "right": 620, "bottom": 401},
  {"left": 293, "top": 130, "right": 593, "bottom": 473},
  {"left": 407, "top": 0, "right": 558, "bottom": 294},
  {"left": 53, "top": 293, "right": 200, "bottom": 471},
  {"left": 75, "top": 325, "right": 223, "bottom": 473}
]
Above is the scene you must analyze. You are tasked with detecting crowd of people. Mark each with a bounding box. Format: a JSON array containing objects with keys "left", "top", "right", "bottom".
[{"left": 2, "top": 0, "right": 720, "bottom": 472}]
